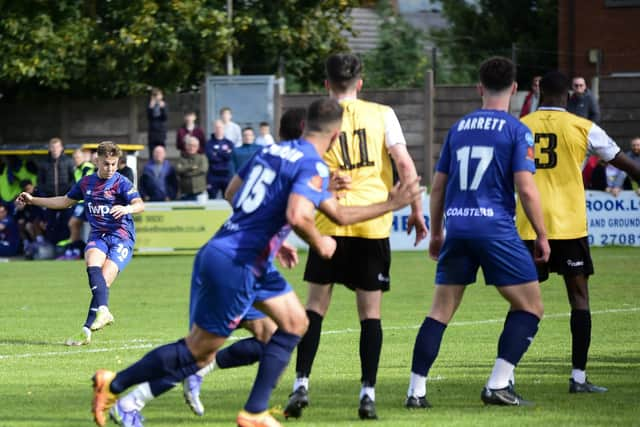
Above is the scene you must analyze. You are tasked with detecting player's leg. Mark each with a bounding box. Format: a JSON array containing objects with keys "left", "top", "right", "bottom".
[
  {"left": 182, "top": 315, "right": 277, "bottom": 416},
  {"left": 98, "top": 244, "right": 248, "bottom": 426},
  {"left": 96, "top": 325, "right": 223, "bottom": 426},
  {"left": 91, "top": 238, "right": 133, "bottom": 332},
  {"left": 286, "top": 240, "right": 340, "bottom": 418},
  {"left": 480, "top": 239, "right": 543, "bottom": 406},
  {"left": 555, "top": 238, "right": 605, "bottom": 392},
  {"left": 406, "top": 284, "right": 465, "bottom": 408},
  {"left": 352, "top": 237, "right": 390, "bottom": 419},
  {"left": 564, "top": 274, "right": 607, "bottom": 392},
  {"left": 407, "top": 238, "right": 473, "bottom": 408},
  {"left": 65, "top": 244, "right": 108, "bottom": 346},
  {"left": 239, "top": 290, "right": 307, "bottom": 426}
]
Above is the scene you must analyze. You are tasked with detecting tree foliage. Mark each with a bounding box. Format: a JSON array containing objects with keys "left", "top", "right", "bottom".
[
  {"left": 0, "top": 0, "right": 355, "bottom": 99},
  {"left": 361, "top": 2, "right": 429, "bottom": 89},
  {"left": 432, "top": 0, "right": 557, "bottom": 86}
]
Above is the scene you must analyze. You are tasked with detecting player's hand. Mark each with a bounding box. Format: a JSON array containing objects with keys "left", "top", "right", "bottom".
[
  {"left": 610, "top": 187, "right": 622, "bottom": 197},
  {"left": 110, "top": 205, "right": 132, "bottom": 220},
  {"left": 329, "top": 172, "right": 351, "bottom": 199},
  {"left": 534, "top": 236, "right": 550, "bottom": 264},
  {"left": 428, "top": 233, "right": 444, "bottom": 260},
  {"left": 389, "top": 177, "right": 423, "bottom": 210},
  {"left": 407, "top": 210, "right": 428, "bottom": 246},
  {"left": 636, "top": 188, "right": 640, "bottom": 196},
  {"left": 15, "top": 192, "right": 33, "bottom": 208},
  {"left": 316, "top": 235, "right": 337, "bottom": 259},
  {"left": 276, "top": 241, "right": 299, "bottom": 269}
]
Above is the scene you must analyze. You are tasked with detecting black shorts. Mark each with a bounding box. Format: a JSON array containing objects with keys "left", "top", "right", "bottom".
[
  {"left": 524, "top": 237, "right": 594, "bottom": 282},
  {"left": 304, "top": 236, "right": 391, "bottom": 292}
]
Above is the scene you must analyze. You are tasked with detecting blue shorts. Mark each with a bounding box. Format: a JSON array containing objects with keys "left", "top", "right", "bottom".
[
  {"left": 435, "top": 238, "right": 538, "bottom": 286},
  {"left": 85, "top": 234, "right": 134, "bottom": 272},
  {"left": 72, "top": 203, "right": 85, "bottom": 220},
  {"left": 189, "top": 243, "right": 290, "bottom": 337}
]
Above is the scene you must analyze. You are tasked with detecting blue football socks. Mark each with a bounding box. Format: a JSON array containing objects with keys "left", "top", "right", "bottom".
[
  {"left": 217, "top": 337, "right": 266, "bottom": 369},
  {"left": 244, "top": 330, "right": 300, "bottom": 413},
  {"left": 110, "top": 339, "right": 198, "bottom": 395},
  {"left": 87, "top": 266, "right": 109, "bottom": 307},
  {"left": 497, "top": 310, "right": 540, "bottom": 365},
  {"left": 411, "top": 316, "right": 447, "bottom": 377}
]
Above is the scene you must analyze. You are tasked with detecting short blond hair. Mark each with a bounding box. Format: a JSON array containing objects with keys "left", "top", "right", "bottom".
[{"left": 96, "top": 141, "right": 122, "bottom": 158}]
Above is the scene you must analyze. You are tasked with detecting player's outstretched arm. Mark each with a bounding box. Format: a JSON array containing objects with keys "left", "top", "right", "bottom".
[
  {"left": 389, "top": 144, "right": 428, "bottom": 245},
  {"left": 15, "top": 192, "right": 76, "bottom": 210},
  {"left": 514, "top": 171, "right": 550, "bottom": 263},
  {"left": 609, "top": 152, "right": 640, "bottom": 184},
  {"left": 318, "top": 177, "right": 423, "bottom": 226},
  {"left": 428, "top": 172, "right": 447, "bottom": 261},
  {"left": 286, "top": 193, "right": 336, "bottom": 259}
]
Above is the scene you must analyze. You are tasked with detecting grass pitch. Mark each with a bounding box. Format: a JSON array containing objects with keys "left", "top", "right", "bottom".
[{"left": 1, "top": 248, "right": 639, "bottom": 426}]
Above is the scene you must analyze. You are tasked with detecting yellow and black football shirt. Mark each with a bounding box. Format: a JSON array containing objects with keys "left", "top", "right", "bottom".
[
  {"left": 315, "top": 98, "right": 406, "bottom": 238},
  {"left": 516, "top": 107, "right": 620, "bottom": 240}
]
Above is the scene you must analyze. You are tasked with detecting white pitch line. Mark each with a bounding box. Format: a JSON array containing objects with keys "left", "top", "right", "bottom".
[{"left": 1, "top": 306, "right": 638, "bottom": 361}]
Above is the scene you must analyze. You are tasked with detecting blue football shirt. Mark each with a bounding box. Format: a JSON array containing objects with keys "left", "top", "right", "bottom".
[
  {"left": 436, "top": 109, "right": 535, "bottom": 239},
  {"left": 67, "top": 172, "right": 140, "bottom": 241},
  {"left": 211, "top": 139, "right": 333, "bottom": 276}
]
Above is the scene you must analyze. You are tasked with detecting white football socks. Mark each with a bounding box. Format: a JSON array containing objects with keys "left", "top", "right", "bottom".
[
  {"left": 572, "top": 369, "right": 586, "bottom": 384},
  {"left": 119, "top": 382, "right": 154, "bottom": 412},
  {"left": 487, "top": 358, "right": 515, "bottom": 390},
  {"left": 360, "top": 385, "right": 375, "bottom": 401},
  {"left": 407, "top": 372, "right": 427, "bottom": 398},
  {"left": 196, "top": 360, "right": 216, "bottom": 378},
  {"left": 293, "top": 377, "right": 309, "bottom": 392}
]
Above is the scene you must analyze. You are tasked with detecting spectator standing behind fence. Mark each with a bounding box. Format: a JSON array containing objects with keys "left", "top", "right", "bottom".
[
  {"left": 220, "top": 107, "right": 242, "bottom": 148},
  {"left": 230, "top": 127, "right": 261, "bottom": 176},
  {"left": 176, "top": 136, "right": 208, "bottom": 201},
  {"left": 14, "top": 179, "right": 46, "bottom": 257},
  {"left": 37, "top": 137, "right": 75, "bottom": 245},
  {"left": 140, "top": 146, "right": 177, "bottom": 202},
  {"left": 147, "top": 88, "right": 167, "bottom": 156},
  {"left": 176, "top": 111, "right": 206, "bottom": 154},
  {"left": 255, "top": 121, "right": 275, "bottom": 146},
  {"left": 0, "top": 203, "right": 20, "bottom": 257},
  {"left": 64, "top": 149, "right": 97, "bottom": 260},
  {"left": 519, "top": 75, "right": 541, "bottom": 117},
  {"left": 568, "top": 77, "right": 600, "bottom": 123},
  {"left": 608, "top": 137, "right": 640, "bottom": 196},
  {"left": 117, "top": 158, "right": 135, "bottom": 183},
  {"left": 205, "top": 119, "right": 234, "bottom": 199}
]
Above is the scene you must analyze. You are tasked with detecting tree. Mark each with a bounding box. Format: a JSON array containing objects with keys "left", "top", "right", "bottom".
[
  {"left": 0, "top": 0, "right": 355, "bottom": 99},
  {"left": 232, "top": 0, "right": 356, "bottom": 92},
  {"left": 432, "top": 0, "right": 557, "bottom": 86},
  {"left": 361, "top": 2, "right": 429, "bottom": 89}
]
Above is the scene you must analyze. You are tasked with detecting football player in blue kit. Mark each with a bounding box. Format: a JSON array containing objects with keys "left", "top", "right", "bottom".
[
  {"left": 110, "top": 108, "right": 309, "bottom": 424},
  {"left": 404, "top": 57, "right": 550, "bottom": 408},
  {"left": 16, "top": 141, "right": 145, "bottom": 346},
  {"left": 91, "top": 98, "right": 422, "bottom": 427}
]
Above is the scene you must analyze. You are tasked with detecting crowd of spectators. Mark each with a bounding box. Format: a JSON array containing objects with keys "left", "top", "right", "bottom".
[{"left": 0, "top": 96, "right": 278, "bottom": 260}]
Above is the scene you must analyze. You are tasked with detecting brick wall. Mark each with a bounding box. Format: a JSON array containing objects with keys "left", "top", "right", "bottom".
[{"left": 559, "top": 0, "right": 640, "bottom": 80}]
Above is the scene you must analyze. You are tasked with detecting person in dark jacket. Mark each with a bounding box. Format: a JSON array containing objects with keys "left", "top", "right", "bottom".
[
  {"left": 37, "top": 137, "right": 75, "bottom": 244},
  {"left": 567, "top": 77, "right": 600, "bottom": 123},
  {"left": 176, "top": 111, "right": 206, "bottom": 154},
  {"left": 205, "top": 120, "right": 234, "bottom": 199},
  {"left": 147, "top": 88, "right": 167, "bottom": 156},
  {"left": 140, "top": 146, "right": 177, "bottom": 202}
]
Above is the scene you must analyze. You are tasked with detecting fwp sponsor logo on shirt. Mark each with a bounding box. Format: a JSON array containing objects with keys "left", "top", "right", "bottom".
[{"left": 87, "top": 202, "right": 110, "bottom": 216}]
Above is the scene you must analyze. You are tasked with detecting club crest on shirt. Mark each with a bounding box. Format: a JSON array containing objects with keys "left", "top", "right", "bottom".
[
  {"left": 308, "top": 175, "right": 323, "bottom": 192},
  {"left": 526, "top": 146, "right": 535, "bottom": 161}
]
